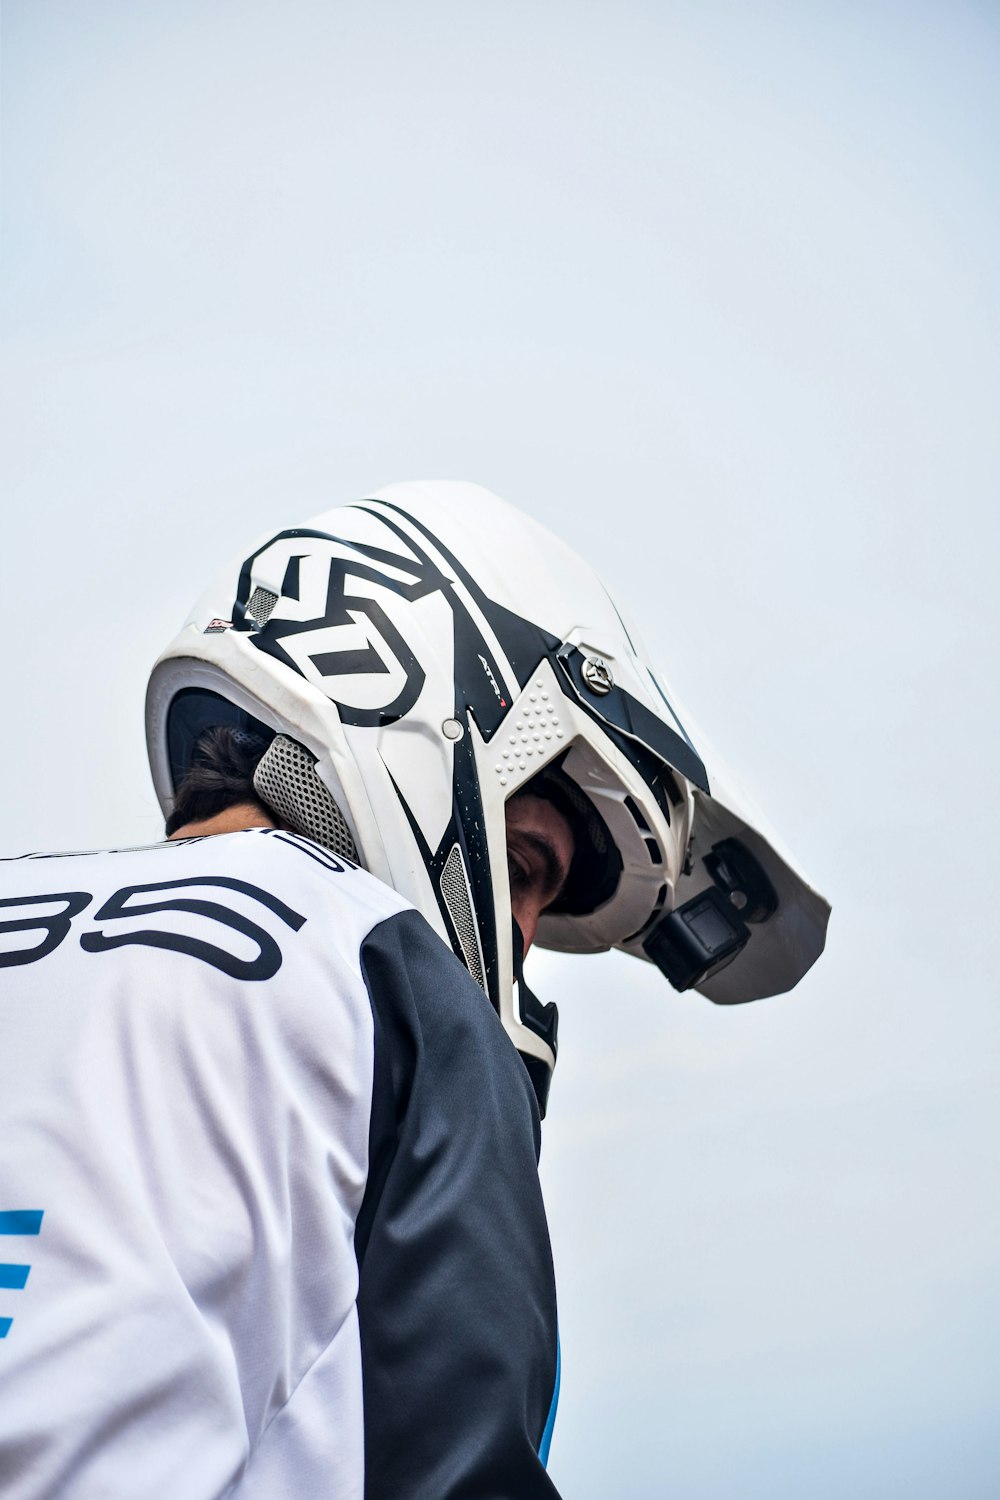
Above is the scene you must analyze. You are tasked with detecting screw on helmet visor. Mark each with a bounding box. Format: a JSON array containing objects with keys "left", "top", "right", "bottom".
[{"left": 555, "top": 643, "right": 709, "bottom": 793}]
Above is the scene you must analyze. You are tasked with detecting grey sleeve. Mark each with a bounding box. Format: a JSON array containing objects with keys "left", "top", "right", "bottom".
[{"left": 356, "top": 909, "right": 562, "bottom": 1500}]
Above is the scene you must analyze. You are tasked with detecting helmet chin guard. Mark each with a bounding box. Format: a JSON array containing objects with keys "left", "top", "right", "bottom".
[{"left": 147, "top": 481, "right": 830, "bottom": 1115}]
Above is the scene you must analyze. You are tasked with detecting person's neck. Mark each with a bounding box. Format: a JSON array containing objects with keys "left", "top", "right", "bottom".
[{"left": 168, "top": 803, "right": 279, "bottom": 840}]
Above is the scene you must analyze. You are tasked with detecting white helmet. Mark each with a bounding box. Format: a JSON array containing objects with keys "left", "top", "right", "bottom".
[{"left": 146, "top": 481, "right": 829, "bottom": 1113}]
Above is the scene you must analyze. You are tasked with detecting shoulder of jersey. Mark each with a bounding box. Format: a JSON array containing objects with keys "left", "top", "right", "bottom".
[
  {"left": 217, "top": 829, "right": 414, "bottom": 923},
  {"left": 185, "top": 829, "right": 416, "bottom": 928},
  {"left": 3, "top": 829, "right": 414, "bottom": 928}
]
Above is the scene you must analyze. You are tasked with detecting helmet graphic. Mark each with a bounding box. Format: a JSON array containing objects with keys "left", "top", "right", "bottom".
[{"left": 146, "top": 482, "right": 829, "bottom": 1114}]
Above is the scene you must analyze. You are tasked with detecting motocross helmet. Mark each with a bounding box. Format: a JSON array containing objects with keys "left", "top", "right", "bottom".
[{"left": 146, "top": 482, "right": 830, "bottom": 1114}]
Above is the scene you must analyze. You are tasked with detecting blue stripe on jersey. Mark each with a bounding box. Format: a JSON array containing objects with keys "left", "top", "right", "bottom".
[
  {"left": 0, "top": 1211, "right": 43, "bottom": 1236},
  {"left": 0, "top": 1214, "right": 43, "bottom": 1338},
  {"left": 538, "top": 1335, "right": 560, "bottom": 1468}
]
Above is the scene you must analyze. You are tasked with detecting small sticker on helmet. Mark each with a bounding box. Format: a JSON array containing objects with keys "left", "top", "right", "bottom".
[
  {"left": 478, "top": 653, "right": 507, "bottom": 707},
  {"left": 204, "top": 619, "right": 233, "bottom": 634}
]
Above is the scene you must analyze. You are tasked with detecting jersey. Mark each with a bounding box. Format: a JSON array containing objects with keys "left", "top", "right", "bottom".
[{"left": 0, "top": 828, "right": 561, "bottom": 1498}]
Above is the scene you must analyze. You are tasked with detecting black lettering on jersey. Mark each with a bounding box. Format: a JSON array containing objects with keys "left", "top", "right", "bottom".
[
  {"left": 79, "top": 877, "right": 306, "bottom": 981},
  {"left": 0, "top": 892, "right": 93, "bottom": 967},
  {"left": 265, "top": 830, "right": 348, "bottom": 873}
]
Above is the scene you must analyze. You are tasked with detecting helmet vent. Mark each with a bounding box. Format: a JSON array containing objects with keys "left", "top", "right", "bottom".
[
  {"left": 625, "top": 795, "right": 651, "bottom": 833},
  {"left": 253, "top": 734, "right": 358, "bottom": 862},
  {"left": 439, "top": 844, "right": 486, "bottom": 991},
  {"left": 246, "top": 586, "right": 279, "bottom": 627}
]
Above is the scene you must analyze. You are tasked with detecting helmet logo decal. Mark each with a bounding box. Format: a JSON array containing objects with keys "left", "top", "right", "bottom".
[
  {"left": 309, "top": 629, "right": 393, "bottom": 682},
  {"left": 266, "top": 584, "right": 423, "bottom": 727},
  {"left": 234, "top": 529, "right": 445, "bottom": 727},
  {"left": 233, "top": 520, "right": 524, "bottom": 735}
]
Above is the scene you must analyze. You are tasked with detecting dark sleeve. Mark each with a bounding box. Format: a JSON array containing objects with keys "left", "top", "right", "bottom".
[{"left": 356, "top": 909, "right": 562, "bottom": 1500}]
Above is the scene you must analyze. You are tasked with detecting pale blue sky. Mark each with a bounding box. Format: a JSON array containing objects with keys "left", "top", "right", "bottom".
[{"left": 3, "top": 4, "right": 998, "bottom": 1494}]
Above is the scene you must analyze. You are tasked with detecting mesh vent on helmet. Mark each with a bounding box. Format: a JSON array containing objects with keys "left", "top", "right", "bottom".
[
  {"left": 253, "top": 734, "right": 358, "bottom": 862},
  {"left": 246, "top": 587, "right": 279, "bottom": 627},
  {"left": 440, "top": 843, "right": 486, "bottom": 990}
]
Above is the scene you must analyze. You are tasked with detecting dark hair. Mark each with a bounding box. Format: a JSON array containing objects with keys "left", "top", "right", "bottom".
[{"left": 164, "top": 725, "right": 273, "bottom": 836}]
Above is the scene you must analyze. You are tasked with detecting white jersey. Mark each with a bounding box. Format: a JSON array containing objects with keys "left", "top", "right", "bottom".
[{"left": 0, "top": 830, "right": 560, "bottom": 1498}]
